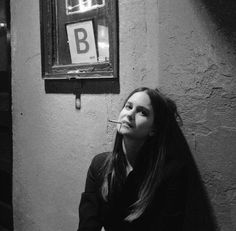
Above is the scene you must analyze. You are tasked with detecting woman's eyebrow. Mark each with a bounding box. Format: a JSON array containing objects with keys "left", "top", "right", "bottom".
[
  {"left": 126, "top": 100, "right": 151, "bottom": 112},
  {"left": 137, "top": 105, "right": 150, "bottom": 113},
  {"left": 125, "top": 101, "right": 133, "bottom": 106}
]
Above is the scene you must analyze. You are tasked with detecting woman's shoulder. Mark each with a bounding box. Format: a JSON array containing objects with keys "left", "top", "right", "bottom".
[
  {"left": 91, "top": 152, "right": 111, "bottom": 166},
  {"left": 89, "top": 152, "right": 111, "bottom": 174}
]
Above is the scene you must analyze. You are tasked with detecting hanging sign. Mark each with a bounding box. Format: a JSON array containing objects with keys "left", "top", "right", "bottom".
[{"left": 66, "top": 20, "right": 97, "bottom": 64}]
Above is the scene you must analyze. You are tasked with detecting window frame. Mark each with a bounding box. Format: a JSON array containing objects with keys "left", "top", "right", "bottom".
[{"left": 40, "top": 0, "right": 119, "bottom": 79}]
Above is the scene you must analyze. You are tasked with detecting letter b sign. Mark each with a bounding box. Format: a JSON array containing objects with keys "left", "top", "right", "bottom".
[
  {"left": 74, "top": 28, "right": 89, "bottom": 54},
  {"left": 66, "top": 21, "right": 97, "bottom": 63}
]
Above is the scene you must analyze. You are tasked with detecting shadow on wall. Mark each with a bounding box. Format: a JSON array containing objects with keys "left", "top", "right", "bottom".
[
  {"left": 182, "top": 1, "right": 236, "bottom": 230},
  {"left": 199, "top": 0, "right": 236, "bottom": 46},
  {"left": 183, "top": 153, "right": 218, "bottom": 231}
]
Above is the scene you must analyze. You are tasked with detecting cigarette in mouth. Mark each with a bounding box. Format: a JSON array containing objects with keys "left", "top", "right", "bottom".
[{"left": 108, "top": 119, "right": 122, "bottom": 124}]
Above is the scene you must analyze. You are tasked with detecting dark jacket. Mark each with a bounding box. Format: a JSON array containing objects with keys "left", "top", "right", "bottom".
[{"left": 78, "top": 152, "right": 188, "bottom": 231}]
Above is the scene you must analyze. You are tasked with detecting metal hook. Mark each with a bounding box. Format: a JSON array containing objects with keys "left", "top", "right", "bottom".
[
  {"left": 74, "top": 81, "right": 82, "bottom": 110},
  {"left": 75, "top": 93, "right": 81, "bottom": 109}
]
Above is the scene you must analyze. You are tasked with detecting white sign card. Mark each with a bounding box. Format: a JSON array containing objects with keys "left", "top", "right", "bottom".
[{"left": 66, "top": 20, "right": 97, "bottom": 64}]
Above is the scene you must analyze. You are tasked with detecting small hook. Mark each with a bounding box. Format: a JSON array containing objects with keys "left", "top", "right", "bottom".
[
  {"left": 74, "top": 81, "right": 82, "bottom": 110},
  {"left": 75, "top": 93, "right": 81, "bottom": 109}
]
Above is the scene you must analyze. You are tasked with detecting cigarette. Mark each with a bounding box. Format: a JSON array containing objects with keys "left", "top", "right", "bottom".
[{"left": 108, "top": 119, "right": 122, "bottom": 124}]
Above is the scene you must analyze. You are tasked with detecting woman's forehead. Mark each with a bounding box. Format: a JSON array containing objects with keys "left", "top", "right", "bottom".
[{"left": 127, "top": 91, "right": 152, "bottom": 108}]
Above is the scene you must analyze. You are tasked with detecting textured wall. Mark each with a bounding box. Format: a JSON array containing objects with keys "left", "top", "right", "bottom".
[
  {"left": 158, "top": 0, "right": 236, "bottom": 230},
  {"left": 12, "top": 0, "right": 236, "bottom": 230}
]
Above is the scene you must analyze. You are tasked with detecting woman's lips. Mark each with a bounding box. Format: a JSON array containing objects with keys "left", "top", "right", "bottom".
[
  {"left": 121, "top": 121, "right": 133, "bottom": 128},
  {"left": 108, "top": 119, "right": 134, "bottom": 128}
]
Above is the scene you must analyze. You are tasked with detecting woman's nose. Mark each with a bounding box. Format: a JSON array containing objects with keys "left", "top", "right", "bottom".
[{"left": 126, "top": 109, "right": 135, "bottom": 120}]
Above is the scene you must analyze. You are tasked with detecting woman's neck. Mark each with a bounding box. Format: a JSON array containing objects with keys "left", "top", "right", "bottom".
[{"left": 122, "top": 137, "right": 145, "bottom": 171}]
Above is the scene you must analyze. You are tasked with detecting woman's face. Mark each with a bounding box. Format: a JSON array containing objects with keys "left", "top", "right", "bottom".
[{"left": 117, "top": 91, "right": 155, "bottom": 140}]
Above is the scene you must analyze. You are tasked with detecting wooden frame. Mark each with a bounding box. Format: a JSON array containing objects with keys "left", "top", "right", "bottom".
[{"left": 40, "top": 0, "right": 119, "bottom": 79}]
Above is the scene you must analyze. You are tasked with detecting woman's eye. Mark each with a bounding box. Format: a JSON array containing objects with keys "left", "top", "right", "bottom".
[
  {"left": 139, "top": 110, "right": 148, "bottom": 116},
  {"left": 125, "top": 104, "right": 132, "bottom": 110},
  {"left": 140, "top": 111, "right": 146, "bottom": 116}
]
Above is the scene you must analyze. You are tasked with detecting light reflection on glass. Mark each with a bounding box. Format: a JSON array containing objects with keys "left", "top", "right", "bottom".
[
  {"left": 66, "top": 0, "right": 105, "bottom": 15},
  {"left": 97, "top": 24, "right": 109, "bottom": 62}
]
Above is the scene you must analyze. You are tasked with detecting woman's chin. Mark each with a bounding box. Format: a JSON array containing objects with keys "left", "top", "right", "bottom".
[{"left": 118, "top": 128, "right": 132, "bottom": 135}]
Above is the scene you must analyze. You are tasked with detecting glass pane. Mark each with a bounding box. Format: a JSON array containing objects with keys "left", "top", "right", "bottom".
[
  {"left": 97, "top": 19, "right": 109, "bottom": 62},
  {"left": 65, "top": 0, "right": 105, "bottom": 15},
  {"left": 56, "top": 0, "right": 110, "bottom": 66}
]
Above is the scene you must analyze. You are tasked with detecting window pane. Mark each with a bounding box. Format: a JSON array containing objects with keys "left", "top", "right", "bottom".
[
  {"left": 56, "top": 0, "right": 110, "bottom": 65},
  {"left": 65, "top": 0, "right": 106, "bottom": 15},
  {"left": 40, "top": 0, "right": 118, "bottom": 79}
]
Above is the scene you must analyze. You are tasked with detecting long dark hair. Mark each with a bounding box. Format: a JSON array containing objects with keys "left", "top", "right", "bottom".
[{"left": 101, "top": 87, "right": 191, "bottom": 221}]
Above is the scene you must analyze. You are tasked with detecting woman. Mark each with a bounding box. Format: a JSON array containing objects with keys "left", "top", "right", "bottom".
[{"left": 78, "top": 87, "right": 191, "bottom": 231}]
